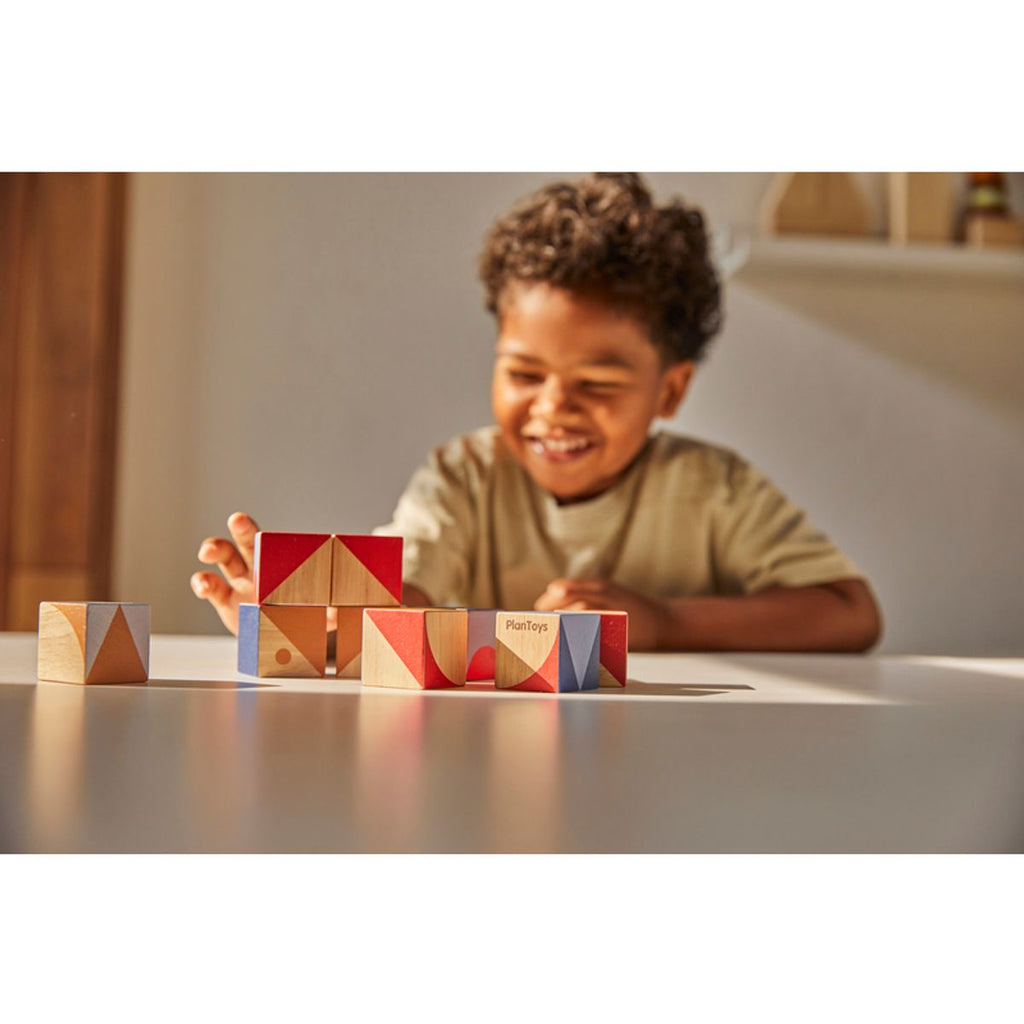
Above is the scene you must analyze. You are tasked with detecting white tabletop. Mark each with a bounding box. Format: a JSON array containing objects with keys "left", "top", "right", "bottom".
[{"left": 2, "top": 633, "right": 1023, "bottom": 852}]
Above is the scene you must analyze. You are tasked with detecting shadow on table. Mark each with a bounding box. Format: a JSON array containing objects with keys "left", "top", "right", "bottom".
[
  {"left": 623, "top": 680, "right": 755, "bottom": 698},
  {"left": 134, "top": 678, "right": 276, "bottom": 691},
  {"left": 454, "top": 679, "right": 754, "bottom": 697}
]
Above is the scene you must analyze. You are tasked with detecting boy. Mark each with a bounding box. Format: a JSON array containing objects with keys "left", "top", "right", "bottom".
[{"left": 191, "top": 173, "right": 882, "bottom": 651}]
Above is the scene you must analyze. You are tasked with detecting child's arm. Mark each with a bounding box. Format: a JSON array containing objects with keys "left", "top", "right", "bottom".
[{"left": 535, "top": 577, "right": 882, "bottom": 652}]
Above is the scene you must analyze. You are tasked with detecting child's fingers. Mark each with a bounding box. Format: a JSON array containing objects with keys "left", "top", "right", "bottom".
[
  {"left": 191, "top": 570, "right": 226, "bottom": 600},
  {"left": 548, "top": 578, "right": 609, "bottom": 595},
  {"left": 536, "top": 585, "right": 586, "bottom": 611},
  {"left": 541, "top": 579, "right": 572, "bottom": 601},
  {"left": 198, "top": 536, "right": 251, "bottom": 585},
  {"left": 536, "top": 578, "right": 609, "bottom": 608},
  {"left": 190, "top": 572, "right": 241, "bottom": 634},
  {"left": 227, "top": 512, "right": 259, "bottom": 571}
]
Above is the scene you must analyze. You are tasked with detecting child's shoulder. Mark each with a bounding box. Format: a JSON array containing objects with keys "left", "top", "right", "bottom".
[
  {"left": 647, "top": 430, "right": 752, "bottom": 480},
  {"left": 415, "top": 427, "right": 507, "bottom": 491},
  {"left": 427, "top": 426, "right": 503, "bottom": 467},
  {"left": 642, "top": 431, "right": 780, "bottom": 511}
]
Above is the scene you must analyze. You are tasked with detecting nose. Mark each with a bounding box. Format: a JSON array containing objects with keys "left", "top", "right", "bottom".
[{"left": 529, "top": 375, "right": 575, "bottom": 418}]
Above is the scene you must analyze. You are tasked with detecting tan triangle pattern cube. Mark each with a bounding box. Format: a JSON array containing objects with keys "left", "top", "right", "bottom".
[
  {"left": 334, "top": 606, "right": 364, "bottom": 679},
  {"left": 237, "top": 604, "right": 327, "bottom": 678},
  {"left": 38, "top": 602, "right": 150, "bottom": 684}
]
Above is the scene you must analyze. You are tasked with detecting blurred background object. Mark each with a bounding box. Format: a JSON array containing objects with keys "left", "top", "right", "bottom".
[
  {"left": 0, "top": 174, "right": 126, "bottom": 631},
  {"left": 888, "top": 173, "right": 956, "bottom": 244},
  {"left": 960, "top": 173, "right": 1024, "bottom": 248},
  {"left": 760, "top": 172, "right": 872, "bottom": 237}
]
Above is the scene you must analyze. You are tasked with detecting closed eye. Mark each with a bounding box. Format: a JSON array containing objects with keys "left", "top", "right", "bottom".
[{"left": 507, "top": 370, "right": 544, "bottom": 384}]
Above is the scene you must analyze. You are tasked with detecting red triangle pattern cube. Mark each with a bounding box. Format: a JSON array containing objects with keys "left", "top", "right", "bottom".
[
  {"left": 253, "top": 532, "right": 333, "bottom": 605},
  {"left": 597, "top": 610, "right": 629, "bottom": 687},
  {"left": 362, "top": 608, "right": 468, "bottom": 689},
  {"left": 331, "top": 535, "right": 403, "bottom": 607}
]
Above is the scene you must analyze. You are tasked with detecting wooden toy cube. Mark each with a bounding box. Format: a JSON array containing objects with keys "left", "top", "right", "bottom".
[
  {"left": 331, "top": 534, "right": 403, "bottom": 607},
  {"left": 466, "top": 608, "right": 497, "bottom": 680},
  {"left": 597, "top": 610, "right": 629, "bottom": 687},
  {"left": 38, "top": 601, "right": 149, "bottom": 684},
  {"left": 495, "top": 611, "right": 600, "bottom": 693},
  {"left": 253, "top": 531, "right": 333, "bottom": 605},
  {"left": 334, "top": 606, "right": 364, "bottom": 679},
  {"left": 238, "top": 604, "right": 327, "bottom": 678},
  {"left": 362, "top": 608, "right": 467, "bottom": 689}
]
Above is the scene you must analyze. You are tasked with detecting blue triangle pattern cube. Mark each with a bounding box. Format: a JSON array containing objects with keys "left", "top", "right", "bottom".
[{"left": 557, "top": 612, "right": 601, "bottom": 692}]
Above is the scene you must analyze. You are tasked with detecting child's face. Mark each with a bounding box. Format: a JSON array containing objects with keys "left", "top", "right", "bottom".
[{"left": 492, "top": 284, "right": 693, "bottom": 503}]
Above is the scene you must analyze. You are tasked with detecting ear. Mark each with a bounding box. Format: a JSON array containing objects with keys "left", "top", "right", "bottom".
[{"left": 657, "top": 361, "right": 695, "bottom": 418}]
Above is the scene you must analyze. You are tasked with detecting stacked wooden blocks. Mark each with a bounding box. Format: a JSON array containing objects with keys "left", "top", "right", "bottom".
[
  {"left": 238, "top": 531, "right": 403, "bottom": 678},
  {"left": 38, "top": 602, "right": 150, "bottom": 684},
  {"left": 235, "top": 528, "right": 630, "bottom": 691}
]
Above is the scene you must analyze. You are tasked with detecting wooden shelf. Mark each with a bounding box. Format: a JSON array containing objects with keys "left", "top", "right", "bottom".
[{"left": 713, "top": 231, "right": 1024, "bottom": 285}]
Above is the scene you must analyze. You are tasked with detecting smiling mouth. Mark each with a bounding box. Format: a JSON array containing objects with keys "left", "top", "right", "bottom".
[{"left": 525, "top": 435, "right": 597, "bottom": 461}]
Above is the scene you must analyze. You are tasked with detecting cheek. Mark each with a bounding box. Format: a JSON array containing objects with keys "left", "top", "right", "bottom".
[
  {"left": 490, "top": 374, "right": 508, "bottom": 417},
  {"left": 594, "top": 397, "right": 653, "bottom": 437},
  {"left": 491, "top": 380, "right": 524, "bottom": 430}
]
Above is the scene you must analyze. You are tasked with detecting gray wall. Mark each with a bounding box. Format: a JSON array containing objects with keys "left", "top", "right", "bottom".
[{"left": 116, "top": 173, "right": 1024, "bottom": 654}]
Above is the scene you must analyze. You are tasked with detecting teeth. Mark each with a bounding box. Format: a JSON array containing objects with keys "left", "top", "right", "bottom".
[{"left": 530, "top": 437, "right": 591, "bottom": 453}]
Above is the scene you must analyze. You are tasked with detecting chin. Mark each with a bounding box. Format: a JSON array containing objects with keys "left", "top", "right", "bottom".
[{"left": 537, "top": 471, "right": 611, "bottom": 504}]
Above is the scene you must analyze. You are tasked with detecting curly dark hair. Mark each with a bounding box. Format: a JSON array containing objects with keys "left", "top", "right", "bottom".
[{"left": 478, "top": 172, "right": 722, "bottom": 364}]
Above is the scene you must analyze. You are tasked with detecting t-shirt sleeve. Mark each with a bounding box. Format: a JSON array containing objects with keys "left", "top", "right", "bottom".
[
  {"left": 373, "top": 442, "right": 478, "bottom": 606},
  {"left": 711, "top": 454, "right": 865, "bottom": 594}
]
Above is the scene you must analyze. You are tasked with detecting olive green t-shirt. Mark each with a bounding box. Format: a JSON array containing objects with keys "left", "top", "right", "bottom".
[{"left": 374, "top": 426, "right": 864, "bottom": 609}]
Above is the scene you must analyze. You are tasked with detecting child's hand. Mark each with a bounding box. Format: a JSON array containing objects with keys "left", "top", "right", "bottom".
[
  {"left": 534, "top": 578, "right": 670, "bottom": 651},
  {"left": 190, "top": 512, "right": 259, "bottom": 635}
]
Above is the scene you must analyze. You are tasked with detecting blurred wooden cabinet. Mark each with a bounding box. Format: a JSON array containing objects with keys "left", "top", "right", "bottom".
[{"left": 0, "top": 173, "right": 127, "bottom": 630}]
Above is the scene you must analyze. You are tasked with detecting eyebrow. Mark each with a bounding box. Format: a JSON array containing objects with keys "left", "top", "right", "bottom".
[{"left": 496, "top": 349, "right": 637, "bottom": 371}]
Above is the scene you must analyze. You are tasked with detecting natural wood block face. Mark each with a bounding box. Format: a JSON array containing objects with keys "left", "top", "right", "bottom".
[
  {"left": 238, "top": 604, "right": 327, "bottom": 678},
  {"left": 495, "top": 612, "right": 600, "bottom": 693},
  {"left": 597, "top": 611, "right": 629, "bottom": 687},
  {"left": 888, "top": 172, "right": 955, "bottom": 244},
  {"left": 253, "top": 532, "right": 333, "bottom": 605},
  {"left": 330, "top": 535, "right": 403, "bottom": 607},
  {"left": 334, "top": 606, "right": 364, "bottom": 679},
  {"left": 362, "top": 608, "right": 467, "bottom": 689},
  {"left": 37, "top": 601, "right": 149, "bottom": 684},
  {"left": 466, "top": 609, "right": 497, "bottom": 680}
]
